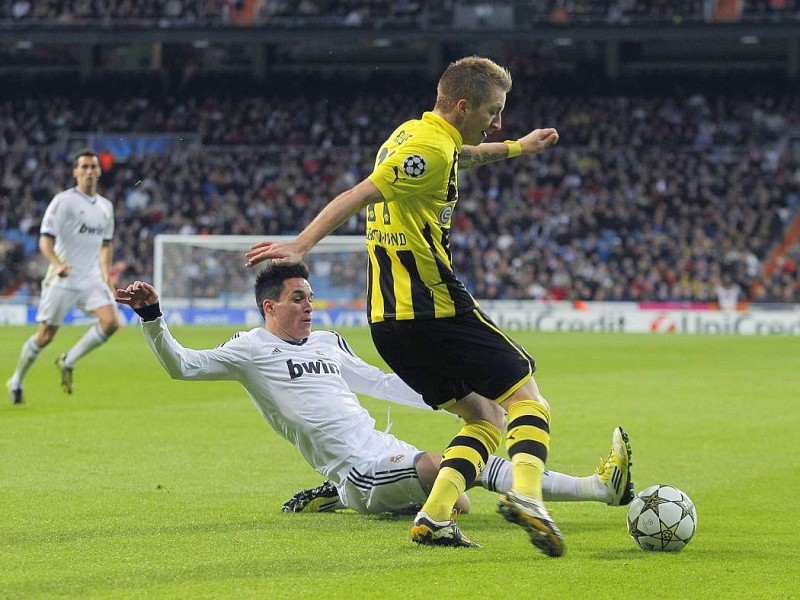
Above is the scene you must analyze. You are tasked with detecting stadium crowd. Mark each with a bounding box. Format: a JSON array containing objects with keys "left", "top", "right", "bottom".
[
  {"left": 0, "top": 0, "right": 239, "bottom": 23},
  {"left": 1, "top": 72, "right": 798, "bottom": 304},
  {"left": 2, "top": 0, "right": 800, "bottom": 25},
  {"left": 532, "top": 0, "right": 800, "bottom": 23}
]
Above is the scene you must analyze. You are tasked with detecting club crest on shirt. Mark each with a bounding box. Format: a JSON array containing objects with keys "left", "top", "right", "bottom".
[{"left": 402, "top": 155, "right": 426, "bottom": 178}]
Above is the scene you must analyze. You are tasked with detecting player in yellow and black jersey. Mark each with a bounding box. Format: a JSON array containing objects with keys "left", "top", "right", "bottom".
[
  {"left": 365, "top": 110, "right": 469, "bottom": 322},
  {"left": 246, "top": 56, "right": 607, "bottom": 556}
]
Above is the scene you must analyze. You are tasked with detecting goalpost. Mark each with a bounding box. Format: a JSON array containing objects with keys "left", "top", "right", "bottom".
[{"left": 153, "top": 234, "right": 368, "bottom": 310}]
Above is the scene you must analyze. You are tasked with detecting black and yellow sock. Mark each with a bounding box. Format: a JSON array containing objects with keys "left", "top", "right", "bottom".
[
  {"left": 421, "top": 419, "right": 502, "bottom": 522},
  {"left": 506, "top": 400, "right": 551, "bottom": 499}
]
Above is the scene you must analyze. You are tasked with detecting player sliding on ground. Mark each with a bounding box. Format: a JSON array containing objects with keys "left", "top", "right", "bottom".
[{"left": 116, "top": 262, "right": 633, "bottom": 525}]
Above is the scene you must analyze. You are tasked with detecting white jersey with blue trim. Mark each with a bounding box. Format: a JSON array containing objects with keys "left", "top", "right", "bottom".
[
  {"left": 141, "top": 318, "right": 431, "bottom": 487},
  {"left": 40, "top": 186, "right": 114, "bottom": 288}
]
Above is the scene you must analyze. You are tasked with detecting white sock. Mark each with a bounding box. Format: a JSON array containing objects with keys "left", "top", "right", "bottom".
[
  {"left": 481, "top": 456, "right": 608, "bottom": 502},
  {"left": 481, "top": 455, "right": 513, "bottom": 493},
  {"left": 64, "top": 323, "right": 108, "bottom": 367},
  {"left": 10, "top": 336, "right": 43, "bottom": 388},
  {"left": 542, "top": 471, "right": 608, "bottom": 503}
]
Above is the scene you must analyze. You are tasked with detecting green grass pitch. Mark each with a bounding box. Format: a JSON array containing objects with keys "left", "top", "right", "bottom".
[{"left": 2, "top": 324, "right": 798, "bottom": 599}]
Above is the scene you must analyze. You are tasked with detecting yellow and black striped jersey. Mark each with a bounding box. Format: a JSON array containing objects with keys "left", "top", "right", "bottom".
[{"left": 366, "top": 111, "right": 478, "bottom": 323}]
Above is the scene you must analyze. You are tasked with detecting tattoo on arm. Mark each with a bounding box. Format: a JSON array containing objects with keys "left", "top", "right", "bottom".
[{"left": 459, "top": 143, "right": 511, "bottom": 169}]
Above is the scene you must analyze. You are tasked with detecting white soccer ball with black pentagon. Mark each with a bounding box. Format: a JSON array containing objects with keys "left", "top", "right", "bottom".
[{"left": 627, "top": 484, "right": 697, "bottom": 552}]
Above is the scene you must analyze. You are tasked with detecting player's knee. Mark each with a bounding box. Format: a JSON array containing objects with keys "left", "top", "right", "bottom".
[
  {"left": 414, "top": 452, "right": 441, "bottom": 493},
  {"left": 502, "top": 380, "right": 550, "bottom": 412},
  {"left": 454, "top": 493, "right": 471, "bottom": 515},
  {"left": 35, "top": 326, "right": 58, "bottom": 347},
  {"left": 501, "top": 397, "right": 550, "bottom": 415},
  {"left": 471, "top": 400, "right": 506, "bottom": 430},
  {"left": 485, "top": 400, "right": 507, "bottom": 429},
  {"left": 101, "top": 318, "right": 120, "bottom": 336},
  {"left": 450, "top": 394, "right": 506, "bottom": 429}
]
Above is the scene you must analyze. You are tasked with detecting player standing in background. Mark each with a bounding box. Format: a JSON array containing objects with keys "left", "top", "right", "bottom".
[
  {"left": 115, "top": 262, "right": 632, "bottom": 520},
  {"left": 244, "top": 56, "right": 574, "bottom": 555},
  {"left": 7, "top": 150, "right": 119, "bottom": 404}
]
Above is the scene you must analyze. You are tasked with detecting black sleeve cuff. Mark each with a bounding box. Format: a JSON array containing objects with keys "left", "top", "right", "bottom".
[{"left": 134, "top": 302, "right": 162, "bottom": 322}]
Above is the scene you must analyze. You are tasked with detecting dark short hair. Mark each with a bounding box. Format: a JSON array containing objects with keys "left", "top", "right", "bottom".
[
  {"left": 254, "top": 261, "right": 311, "bottom": 317},
  {"left": 72, "top": 149, "right": 99, "bottom": 168}
]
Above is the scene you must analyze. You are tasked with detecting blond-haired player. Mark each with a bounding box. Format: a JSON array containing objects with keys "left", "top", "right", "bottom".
[{"left": 244, "top": 56, "right": 571, "bottom": 554}]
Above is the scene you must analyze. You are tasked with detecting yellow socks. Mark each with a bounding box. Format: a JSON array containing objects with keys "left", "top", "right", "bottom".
[
  {"left": 506, "top": 400, "right": 551, "bottom": 499},
  {"left": 422, "top": 419, "right": 501, "bottom": 522}
]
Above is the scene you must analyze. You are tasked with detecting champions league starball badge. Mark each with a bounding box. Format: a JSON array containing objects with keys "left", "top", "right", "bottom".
[{"left": 402, "top": 155, "right": 426, "bottom": 177}]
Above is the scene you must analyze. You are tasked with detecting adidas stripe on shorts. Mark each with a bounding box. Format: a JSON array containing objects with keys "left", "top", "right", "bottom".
[{"left": 337, "top": 450, "right": 427, "bottom": 515}]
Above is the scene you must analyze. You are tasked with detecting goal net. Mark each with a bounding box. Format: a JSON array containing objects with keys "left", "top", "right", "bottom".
[{"left": 153, "top": 234, "right": 367, "bottom": 311}]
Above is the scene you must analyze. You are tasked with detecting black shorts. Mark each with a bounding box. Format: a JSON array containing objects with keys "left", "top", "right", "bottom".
[{"left": 370, "top": 308, "right": 536, "bottom": 409}]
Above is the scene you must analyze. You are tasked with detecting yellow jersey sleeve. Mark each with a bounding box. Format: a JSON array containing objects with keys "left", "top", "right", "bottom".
[{"left": 368, "top": 136, "right": 452, "bottom": 205}]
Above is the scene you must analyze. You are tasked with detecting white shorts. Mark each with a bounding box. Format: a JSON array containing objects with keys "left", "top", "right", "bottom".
[
  {"left": 36, "top": 281, "right": 115, "bottom": 325},
  {"left": 337, "top": 449, "right": 427, "bottom": 515}
]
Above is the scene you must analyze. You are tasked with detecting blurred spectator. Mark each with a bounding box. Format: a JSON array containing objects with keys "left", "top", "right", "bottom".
[
  {"left": 98, "top": 149, "right": 115, "bottom": 172},
  {"left": 715, "top": 273, "right": 742, "bottom": 309}
]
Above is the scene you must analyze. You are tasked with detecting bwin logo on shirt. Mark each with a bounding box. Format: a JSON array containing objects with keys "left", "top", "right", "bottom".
[
  {"left": 78, "top": 223, "right": 104, "bottom": 235},
  {"left": 286, "top": 358, "right": 341, "bottom": 379}
]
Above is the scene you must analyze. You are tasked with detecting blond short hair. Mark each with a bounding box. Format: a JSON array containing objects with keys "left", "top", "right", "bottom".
[{"left": 434, "top": 56, "right": 512, "bottom": 112}]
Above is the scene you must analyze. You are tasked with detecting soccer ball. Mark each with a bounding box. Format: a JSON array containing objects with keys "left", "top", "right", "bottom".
[{"left": 627, "top": 484, "right": 697, "bottom": 552}]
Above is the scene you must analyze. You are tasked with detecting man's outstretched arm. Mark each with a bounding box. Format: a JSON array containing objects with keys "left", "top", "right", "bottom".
[
  {"left": 245, "top": 178, "right": 384, "bottom": 268},
  {"left": 459, "top": 127, "right": 559, "bottom": 169}
]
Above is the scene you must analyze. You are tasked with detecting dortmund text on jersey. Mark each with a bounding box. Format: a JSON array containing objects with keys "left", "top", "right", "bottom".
[{"left": 366, "top": 112, "right": 478, "bottom": 323}]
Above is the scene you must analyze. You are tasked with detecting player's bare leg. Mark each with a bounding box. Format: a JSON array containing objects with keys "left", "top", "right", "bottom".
[
  {"left": 58, "top": 304, "right": 119, "bottom": 394},
  {"left": 8, "top": 323, "right": 57, "bottom": 403}
]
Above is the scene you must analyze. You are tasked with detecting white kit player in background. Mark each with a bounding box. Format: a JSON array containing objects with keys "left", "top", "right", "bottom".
[
  {"left": 715, "top": 274, "right": 742, "bottom": 311},
  {"left": 115, "top": 262, "right": 633, "bottom": 517},
  {"left": 7, "top": 150, "right": 119, "bottom": 405}
]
